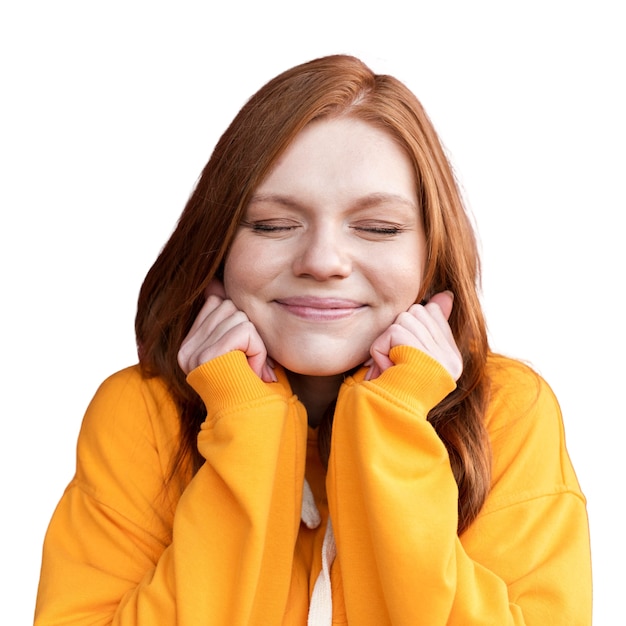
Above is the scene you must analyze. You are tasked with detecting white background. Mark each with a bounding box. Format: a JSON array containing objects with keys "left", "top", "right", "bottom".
[{"left": 2, "top": 1, "right": 623, "bottom": 623}]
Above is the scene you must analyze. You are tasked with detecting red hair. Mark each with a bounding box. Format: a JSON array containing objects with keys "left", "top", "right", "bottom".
[{"left": 136, "top": 55, "right": 491, "bottom": 533}]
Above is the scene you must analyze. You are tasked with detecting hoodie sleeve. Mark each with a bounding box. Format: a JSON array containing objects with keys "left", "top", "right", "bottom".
[
  {"left": 327, "top": 346, "right": 591, "bottom": 626},
  {"left": 35, "top": 351, "right": 308, "bottom": 626}
]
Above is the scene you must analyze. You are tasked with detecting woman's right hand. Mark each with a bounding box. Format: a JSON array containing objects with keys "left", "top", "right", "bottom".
[{"left": 177, "top": 279, "right": 277, "bottom": 382}]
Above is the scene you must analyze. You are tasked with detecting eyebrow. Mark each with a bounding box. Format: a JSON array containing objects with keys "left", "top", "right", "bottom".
[{"left": 248, "top": 192, "right": 418, "bottom": 212}]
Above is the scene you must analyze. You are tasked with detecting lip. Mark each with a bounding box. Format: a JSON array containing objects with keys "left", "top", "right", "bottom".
[{"left": 274, "top": 296, "right": 365, "bottom": 320}]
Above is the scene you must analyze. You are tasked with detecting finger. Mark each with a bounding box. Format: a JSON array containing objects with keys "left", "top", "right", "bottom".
[
  {"left": 367, "top": 306, "right": 446, "bottom": 380},
  {"left": 405, "top": 304, "right": 456, "bottom": 350},
  {"left": 368, "top": 349, "right": 394, "bottom": 377},
  {"left": 368, "top": 324, "right": 417, "bottom": 375},
  {"left": 205, "top": 278, "right": 227, "bottom": 299},
  {"left": 182, "top": 299, "right": 240, "bottom": 351},
  {"left": 180, "top": 307, "right": 248, "bottom": 363},
  {"left": 261, "top": 361, "right": 278, "bottom": 383},
  {"left": 224, "top": 320, "right": 268, "bottom": 379},
  {"left": 425, "top": 290, "right": 454, "bottom": 320},
  {"left": 370, "top": 311, "right": 463, "bottom": 381},
  {"left": 177, "top": 301, "right": 242, "bottom": 373},
  {"left": 180, "top": 302, "right": 276, "bottom": 381},
  {"left": 182, "top": 317, "right": 267, "bottom": 375},
  {"left": 364, "top": 362, "right": 382, "bottom": 381},
  {"left": 405, "top": 306, "right": 462, "bottom": 378},
  {"left": 396, "top": 312, "right": 447, "bottom": 356},
  {"left": 184, "top": 294, "right": 230, "bottom": 341}
]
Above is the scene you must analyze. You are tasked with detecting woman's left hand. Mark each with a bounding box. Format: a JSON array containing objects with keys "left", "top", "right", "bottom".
[{"left": 365, "top": 291, "right": 463, "bottom": 381}]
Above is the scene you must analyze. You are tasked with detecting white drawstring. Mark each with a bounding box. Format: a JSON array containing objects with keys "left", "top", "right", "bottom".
[
  {"left": 301, "top": 479, "right": 322, "bottom": 529},
  {"left": 307, "top": 517, "right": 336, "bottom": 626},
  {"left": 302, "top": 480, "right": 336, "bottom": 626}
]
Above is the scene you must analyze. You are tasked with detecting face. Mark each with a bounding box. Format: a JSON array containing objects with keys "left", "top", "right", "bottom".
[{"left": 224, "top": 116, "right": 426, "bottom": 376}]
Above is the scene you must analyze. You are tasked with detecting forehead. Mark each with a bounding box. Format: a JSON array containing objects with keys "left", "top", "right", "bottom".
[{"left": 254, "top": 116, "right": 417, "bottom": 203}]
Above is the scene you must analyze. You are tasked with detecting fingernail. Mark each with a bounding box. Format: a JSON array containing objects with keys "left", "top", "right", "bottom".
[{"left": 264, "top": 363, "right": 277, "bottom": 383}]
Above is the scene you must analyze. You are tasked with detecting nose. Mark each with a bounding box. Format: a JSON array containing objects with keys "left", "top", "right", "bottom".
[{"left": 292, "top": 226, "right": 352, "bottom": 280}]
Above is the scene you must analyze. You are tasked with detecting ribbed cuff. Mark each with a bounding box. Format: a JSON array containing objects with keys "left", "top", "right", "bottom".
[
  {"left": 366, "top": 345, "right": 456, "bottom": 413},
  {"left": 187, "top": 350, "right": 283, "bottom": 415}
]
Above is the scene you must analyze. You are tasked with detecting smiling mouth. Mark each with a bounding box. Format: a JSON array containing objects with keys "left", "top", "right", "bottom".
[{"left": 274, "top": 297, "right": 365, "bottom": 320}]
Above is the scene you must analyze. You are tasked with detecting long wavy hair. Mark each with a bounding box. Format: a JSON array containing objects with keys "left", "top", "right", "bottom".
[{"left": 136, "top": 54, "right": 491, "bottom": 534}]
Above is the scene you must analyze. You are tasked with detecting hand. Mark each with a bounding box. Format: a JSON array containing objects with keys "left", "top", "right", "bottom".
[
  {"left": 177, "top": 279, "right": 277, "bottom": 382},
  {"left": 365, "top": 291, "right": 463, "bottom": 381}
]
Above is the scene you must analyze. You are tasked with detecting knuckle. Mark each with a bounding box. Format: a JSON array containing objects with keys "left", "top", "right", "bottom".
[
  {"left": 395, "top": 311, "right": 413, "bottom": 324},
  {"left": 230, "top": 310, "right": 249, "bottom": 325}
]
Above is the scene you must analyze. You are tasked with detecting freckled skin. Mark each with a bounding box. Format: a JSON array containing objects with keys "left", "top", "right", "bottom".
[
  {"left": 178, "top": 117, "right": 462, "bottom": 415},
  {"left": 224, "top": 116, "right": 426, "bottom": 376}
]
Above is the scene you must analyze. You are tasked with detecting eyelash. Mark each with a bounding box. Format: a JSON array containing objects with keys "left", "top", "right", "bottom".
[
  {"left": 243, "top": 221, "right": 405, "bottom": 237},
  {"left": 353, "top": 225, "right": 403, "bottom": 236},
  {"left": 244, "top": 221, "right": 296, "bottom": 233}
]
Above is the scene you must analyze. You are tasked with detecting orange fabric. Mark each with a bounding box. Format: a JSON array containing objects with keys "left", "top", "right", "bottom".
[{"left": 35, "top": 348, "right": 591, "bottom": 624}]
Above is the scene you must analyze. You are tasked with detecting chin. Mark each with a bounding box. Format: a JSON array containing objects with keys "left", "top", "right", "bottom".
[{"left": 272, "top": 352, "right": 368, "bottom": 378}]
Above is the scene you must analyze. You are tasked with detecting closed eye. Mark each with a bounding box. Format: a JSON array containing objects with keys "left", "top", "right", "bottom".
[
  {"left": 351, "top": 222, "right": 406, "bottom": 237},
  {"left": 241, "top": 220, "right": 302, "bottom": 237}
]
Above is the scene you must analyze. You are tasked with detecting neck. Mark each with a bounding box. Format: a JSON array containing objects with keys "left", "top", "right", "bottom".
[{"left": 285, "top": 371, "right": 345, "bottom": 428}]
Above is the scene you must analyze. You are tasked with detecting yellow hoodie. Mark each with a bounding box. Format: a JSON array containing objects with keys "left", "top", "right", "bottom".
[{"left": 35, "top": 346, "right": 591, "bottom": 625}]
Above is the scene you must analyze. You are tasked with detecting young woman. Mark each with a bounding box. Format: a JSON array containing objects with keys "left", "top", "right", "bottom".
[{"left": 35, "top": 55, "right": 592, "bottom": 625}]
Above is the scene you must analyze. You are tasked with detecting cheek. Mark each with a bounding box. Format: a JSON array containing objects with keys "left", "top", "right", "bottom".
[
  {"left": 373, "top": 231, "right": 427, "bottom": 305},
  {"left": 375, "top": 259, "right": 424, "bottom": 309},
  {"left": 222, "top": 245, "right": 248, "bottom": 301},
  {"left": 223, "top": 269, "right": 251, "bottom": 308},
  {"left": 222, "top": 242, "right": 273, "bottom": 308}
]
